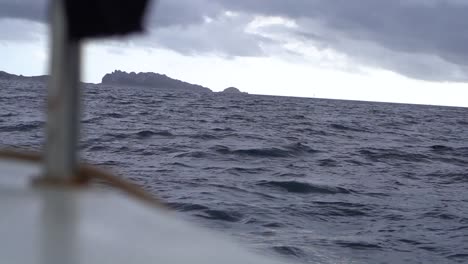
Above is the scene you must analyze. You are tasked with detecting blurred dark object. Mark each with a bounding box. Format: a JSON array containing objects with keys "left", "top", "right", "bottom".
[{"left": 64, "top": 0, "right": 150, "bottom": 40}]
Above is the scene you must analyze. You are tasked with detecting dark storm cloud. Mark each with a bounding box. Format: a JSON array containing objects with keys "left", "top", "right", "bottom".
[
  {"left": 216, "top": 0, "right": 468, "bottom": 81},
  {"left": 1, "top": 0, "right": 468, "bottom": 81},
  {"left": 0, "top": 0, "right": 215, "bottom": 28}
]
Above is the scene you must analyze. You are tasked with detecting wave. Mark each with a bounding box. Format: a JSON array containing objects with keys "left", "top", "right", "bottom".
[
  {"left": 426, "top": 172, "right": 468, "bottom": 184},
  {"left": 94, "top": 160, "right": 122, "bottom": 166},
  {"left": 0, "top": 121, "right": 43, "bottom": 132},
  {"left": 88, "top": 145, "right": 108, "bottom": 152},
  {"left": 263, "top": 222, "right": 285, "bottom": 228},
  {"left": 433, "top": 156, "right": 467, "bottom": 167},
  {"left": 271, "top": 246, "right": 305, "bottom": 258},
  {"left": 398, "top": 239, "right": 425, "bottom": 246},
  {"left": 81, "top": 116, "right": 101, "bottom": 123},
  {"left": 165, "top": 162, "right": 194, "bottom": 168},
  {"left": 327, "top": 207, "right": 368, "bottom": 217},
  {"left": 139, "top": 151, "right": 155, "bottom": 156},
  {"left": 212, "top": 142, "right": 318, "bottom": 158},
  {"left": 455, "top": 147, "right": 468, "bottom": 157},
  {"left": 136, "top": 130, "right": 174, "bottom": 138},
  {"left": 429, "top": 145, "right": 468, "bottom": 159},
  {"left": 195, "top": 209, "right": 244, "bottom": 222},
  {"left": 334, "top": 240, "right": 382, "bottom": 250},
  {"left": 318, "top": 158, "right": 339, "bottom": 167},
  {"left": 359, "top": 148, "right": 429, "bottom": 163},
  {"left": 330, "top": 123, "right": 368, "bottom": 133},
  {"left": 292, "top": 114, "right": 306, "bottom": 119},
  {"left": 422, "top": 209, "right": 460, "bottom": 220},
  {"left": 224, "top": 167, "right": 269, "bottom": 176},
  {"left": 448, "top": 253, "right": 468, "bottom": 261},
  {"left": 190, "top": 133, "right": 220, "bottom": 140},
  {"left": 312, "top": 205, "right": 369, "bottom": 217},
  {"left": 211, "top": 127, "right": 235, "bottom": 132},
  {"left": 233, "top": 148, "right": 294, "bottom": 158},
  {"left": 175, "top": 151, "right": 211, "bottom": 158},
  {"left": 257, "top": 180, "right": 352, "bottom": 194},
  {"left": 169, "top": 202, "right": 209, "bottom": 212},
  {"left": 430, "top": 145, "right": 454, "bottom": 152},
  {"left": 99, "top": 133, "right": 129, "bottom": 141},
  {"left": 105, "top": 113, "right": 124, "bottom": 118},
  {"left": 273, "top": 172, "right": 306, "bottom": 178}
]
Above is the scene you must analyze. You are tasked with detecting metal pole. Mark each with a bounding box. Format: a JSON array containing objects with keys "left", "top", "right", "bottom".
[
  {"left": 45, "top": 0, "right": 81, "bottom": 179},
  {"left": 40, "top": 2, "right": 80, "bottom": 263}
]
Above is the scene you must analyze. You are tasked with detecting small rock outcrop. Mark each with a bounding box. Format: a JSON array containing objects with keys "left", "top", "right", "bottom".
[
  {"left": 101, "top": 70, "right": 212, "bottom": 93},
  {"left": 221, "top": 87, "right": 247, "bottom": 94}
]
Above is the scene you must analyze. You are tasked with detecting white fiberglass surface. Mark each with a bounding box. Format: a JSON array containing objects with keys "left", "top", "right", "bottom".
[
  {"left": 0, "top": 159, "right": 39, "bottom": 188},
  {"left": 0, "top": 160, "right": 287, "bottom": 264}
]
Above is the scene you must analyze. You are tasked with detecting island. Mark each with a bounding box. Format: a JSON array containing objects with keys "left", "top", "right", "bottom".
[
  {"left": 220, "top": 87, "right": 247, "bottom": 94},
  {"left": 101, "top": 70, "right": 212, "bottom": 93},
  {"left": 1, "top": 69, "right": 249, "bottom": 96},
  {"left": 0, "top": 71, "right": 48, "bottom": 82}
]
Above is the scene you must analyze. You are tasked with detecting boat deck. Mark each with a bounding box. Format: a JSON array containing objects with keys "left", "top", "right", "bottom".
[{"left": 0, "top": 159, "right": 286, "bottom": 264}]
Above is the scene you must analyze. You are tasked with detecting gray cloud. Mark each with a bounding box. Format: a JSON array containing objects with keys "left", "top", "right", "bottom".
[
  {"left": 146, "top": 13, "right": 269, "bottom": 57},
  {"left": 0, "top": 0, "right": 47, "bottom": 22},
  {"left": 217, "top": 0, "right": 468, "bottom": 81},
  {"left": 149, "top": 0, "right": 221, "bottom": 28},
  {"left": 0, "top": 19, "right": 45, "bottom": 42},
  {"left": 1, "top": 0, "right": 468, "bottom": 81}
]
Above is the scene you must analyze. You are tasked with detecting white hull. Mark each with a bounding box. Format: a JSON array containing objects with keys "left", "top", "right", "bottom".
[{"left": 0, "top": 159, "right": 286, "bottom": 264}]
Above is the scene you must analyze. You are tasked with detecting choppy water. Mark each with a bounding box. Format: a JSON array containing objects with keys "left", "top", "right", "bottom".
[{"left": 1, "top": 79, "right": 468, "bottom": 264}]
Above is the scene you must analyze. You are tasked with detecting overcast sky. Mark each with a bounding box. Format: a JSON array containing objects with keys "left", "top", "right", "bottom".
[{"left": 1, "top": 0, "right": 468, "bottom": 107}]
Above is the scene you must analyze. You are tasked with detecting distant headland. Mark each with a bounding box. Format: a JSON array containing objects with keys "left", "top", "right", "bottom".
[
  {"left": 0, "top": 70, "right": 248, "bottom": 94},
  {"left": 102, "top": 70, "right": 248, "bottom": 94},
  {"left": 101, "top": 70, "right": 212, "bottom": 93},
  {"left": 0, "top": 71, "right": 48, "bottom": 82}
]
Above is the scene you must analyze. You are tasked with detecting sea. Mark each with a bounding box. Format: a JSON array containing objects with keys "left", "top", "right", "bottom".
[{"left": 1, "top": 79, "right": 467, "bottom": 264}]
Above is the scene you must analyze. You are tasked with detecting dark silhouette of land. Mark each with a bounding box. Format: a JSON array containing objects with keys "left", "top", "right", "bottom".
[
  {"left": 221, "top": 87, "right": 247, "bottom": 94},
  {"left": 101, "top": 70, "right": 212, "bottom": 93},
  {"left": 0, "top": 71, "right": 48, "bottom": 82},
  {"left": 0, "top": 70, "right": 248, "bottom": 94}
]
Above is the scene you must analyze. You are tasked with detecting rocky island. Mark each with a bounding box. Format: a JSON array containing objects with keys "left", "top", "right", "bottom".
[
  {"left": 101, "top": 70, "right": 212, "bottom": 93},
  {"left": 1, "top": 69, "right": 249, "bottom": 95},
  {"left": 220, "top": 87, "right": 247, "bottom": 94}
]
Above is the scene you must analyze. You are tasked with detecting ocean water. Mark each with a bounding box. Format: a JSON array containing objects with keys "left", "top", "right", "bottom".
[{"left": 1, "top": 79, "right": 468, "bottom": 264}]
